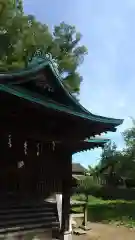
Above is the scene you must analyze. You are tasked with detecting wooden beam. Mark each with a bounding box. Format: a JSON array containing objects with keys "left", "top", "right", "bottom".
[
  {"left": 60, "top": 154, "right": 72, "bottom": 240},
  {"left": 0, "top": 121, "right": 91, "bottom": 142}
]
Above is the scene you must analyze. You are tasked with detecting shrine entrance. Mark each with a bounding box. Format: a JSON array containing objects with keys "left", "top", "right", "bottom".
[
  {"left": 0, "top": 152, "right": 31, "bottom": 201},
  {"left": 0, "top": 53, "right": 123, "bottom": 238},
  {"left": 0, "top": 133, "right": 63, "bottom": 202}
]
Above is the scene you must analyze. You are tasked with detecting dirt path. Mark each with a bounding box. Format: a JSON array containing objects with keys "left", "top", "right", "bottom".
[{"left": 73, "top": 223, "right": 135, "bottom": 240}]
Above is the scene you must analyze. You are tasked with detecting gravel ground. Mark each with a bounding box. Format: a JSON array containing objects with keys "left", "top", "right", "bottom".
[{"left": 73, "top": 223, "right": 135, "bottom": 240}]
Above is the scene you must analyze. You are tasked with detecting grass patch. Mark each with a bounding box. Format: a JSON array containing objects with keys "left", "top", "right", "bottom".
[{"left": 72, "top": 194, "right": 135, "bottom": 228}]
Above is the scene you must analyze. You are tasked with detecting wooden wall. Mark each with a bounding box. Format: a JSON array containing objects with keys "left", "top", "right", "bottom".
[{"left": 0, "top": 134, "right": 72, "bottom": 199}]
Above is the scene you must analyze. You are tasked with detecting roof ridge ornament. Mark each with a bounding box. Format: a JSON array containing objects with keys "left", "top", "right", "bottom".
[{"left": 28, "top": 50, "right": 59, "bottom": 75}]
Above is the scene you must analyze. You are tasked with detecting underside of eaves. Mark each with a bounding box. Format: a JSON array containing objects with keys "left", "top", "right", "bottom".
[
  {"left": 0, "top": 54, "right": 123, "bottom": 129},
  {"left": 64, "top": 138, "right": 109, "bottom": 153}
]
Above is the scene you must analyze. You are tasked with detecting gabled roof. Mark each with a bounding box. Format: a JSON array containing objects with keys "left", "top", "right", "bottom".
[
  {"left": 72, "top": 163, "right": 86, "bottom": 174},
  {"left": 0, "top": 53, "right": 123, "bottom": 135}
]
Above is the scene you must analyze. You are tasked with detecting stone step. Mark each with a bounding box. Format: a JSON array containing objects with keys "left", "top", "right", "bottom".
[
  {"left": 0, "top": 216, "right": 57, "bottom": 228},
  {"left": 0, "top": 211, "right": 55, "bottom": 220},
  {"left": 0, "top": 202, "right": 59, "bottom": 236},
  {"left": 0, "top": 206, "right": 54, "bottom": 215},
  {"left": 0, "top": 221, "right": 59, "bottom": 235},
  {"left": 0, "top": 201, "right": 56, "bottom": 209}
]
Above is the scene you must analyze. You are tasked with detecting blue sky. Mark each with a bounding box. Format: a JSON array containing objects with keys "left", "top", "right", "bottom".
[{"left": 24, "top": 0, "right": 135, "bottom": 167}]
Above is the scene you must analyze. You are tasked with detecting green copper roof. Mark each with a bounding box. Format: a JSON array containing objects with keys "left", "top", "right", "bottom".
[
  {"left": 84, "top": 138, "right": 110, "bottom": 143},
  {"left": 0, "top": 53, "right": 124, "bottom": 128},
  {"left": 56, "top": 138, "right": 109, "bottom": 144},
  {"left": 0, "top": 84, "right": 122, "bottom": 125}
]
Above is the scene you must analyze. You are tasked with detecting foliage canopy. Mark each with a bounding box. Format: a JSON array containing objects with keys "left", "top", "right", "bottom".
[{"left": 0, "top": 0, "right": 88, "bottom": 94}]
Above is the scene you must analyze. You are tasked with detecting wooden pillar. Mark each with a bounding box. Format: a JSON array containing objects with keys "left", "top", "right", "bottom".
[
  {"left": 82, "top": 203, "right": 88, "bottom": 229},
  {"left": 60, "top": 153, "right": 72, "bottom": 240}
]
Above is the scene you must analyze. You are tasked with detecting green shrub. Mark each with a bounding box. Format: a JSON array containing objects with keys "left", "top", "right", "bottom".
[
  {"left": 76, "top": 176, "right": 101, "bottom": 200},
  {"left": 72, "top": 195, "right": 135, "bottom": 227}
]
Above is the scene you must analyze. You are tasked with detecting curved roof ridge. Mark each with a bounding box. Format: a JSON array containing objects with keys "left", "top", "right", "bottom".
[
  {"left": 49, "top": 64, "right": 123, "bottom": 124},
  {"left": 0, "top": 54, "right": 124, "bottom": 126}
]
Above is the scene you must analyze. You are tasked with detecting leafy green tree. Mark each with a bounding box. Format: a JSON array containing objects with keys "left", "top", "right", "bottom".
[
  {"left": 53, "top": 22, "right": 87, "bottom": 93},
  {"left": 100, "top": 141, "right": 117, "bottom": 167},
  {"left": 123, "top": 118, "right": 135, "bottom": 153},
  {"left": 88, "top": 119, "right": 135, "bottom": 187},
  {"left": 95, "top": 142, "right": 126, "bottom": 186},
  {"left": 0, "top": 1, "right": 88, "bottom": 94},
  {"left": 96, "top": 124, "right": 135, "bottom": 184},
  {"left": 87, "top": 165, "right": 100, "bottom": 181},
  {"left": 77, "top": 176, "right": 101, "bottom": 203},
  {"left": 121, "top": 118, "right": 135, "bottom": 179}
]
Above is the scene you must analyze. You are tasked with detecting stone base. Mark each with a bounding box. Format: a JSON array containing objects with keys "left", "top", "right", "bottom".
[
  {"left": 80, "top": 225, "right": 91, "bottom": 231},
  {"left": 3, "top": 230, "right": 52, "bottom": 240},
  {"left": 73, "top": 228, "right": 86, "bottom": 235},
  {"left": 60, "top": 231, "right": 72, "bottom": 240}
]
